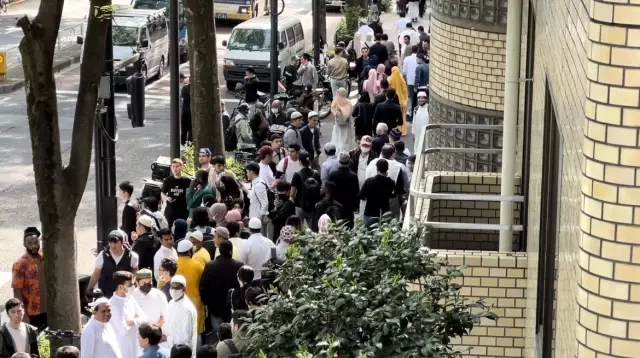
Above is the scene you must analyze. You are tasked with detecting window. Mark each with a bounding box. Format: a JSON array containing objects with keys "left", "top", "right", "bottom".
[
  {"left": 112, "top": 26, "right": 139, "bottom": 47},
  {"left": 149, "top": 18, "right": 167, "bottom": 42},
  {"left": 227, "top": 29, "right": 271, "bottom": 51},
  {"left": 286, "top": 27, "right": 295, "bottom": 47},
  {"left": 293, "top": 23, "right": 304, "bottom": 43},
  {"left": 535, "top": 80, "right": 561, "bottom": 358},
  {"left": 280, "top": 31, "right": 286, "bottom": 46},
  {"left": 521, "top": 0, "right": 536, "bottom": 249},
  {"left": 140, "top": 27, "right": 150, "bottom": 47}
]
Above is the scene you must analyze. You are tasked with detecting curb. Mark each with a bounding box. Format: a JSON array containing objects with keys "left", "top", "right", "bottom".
[{"left": 0, "top": 53, "right": 81, "bottom": 94}]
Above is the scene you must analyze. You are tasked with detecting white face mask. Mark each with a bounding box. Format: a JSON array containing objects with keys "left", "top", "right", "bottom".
[
  {"left": 361, "top": 147, "right": 371, "bottom": 153},
  {"left": 170, "top": 289, "right": 184, "bottom": 300},
  {"left": 273, "top": 108, "right": 280, "bottom": 114}
]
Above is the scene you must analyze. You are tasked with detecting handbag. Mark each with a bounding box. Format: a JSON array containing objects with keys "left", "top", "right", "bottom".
[{"left": 335, "top": 110, "right": 350, "bottom": 126}]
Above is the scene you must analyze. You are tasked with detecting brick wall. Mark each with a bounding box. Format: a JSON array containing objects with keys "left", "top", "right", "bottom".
[
  {"left": 436, "top": 250, "right": 528, "bottom": 358},
  {"left": 430, "top": 17, "right": 506, "bottom": 112}
]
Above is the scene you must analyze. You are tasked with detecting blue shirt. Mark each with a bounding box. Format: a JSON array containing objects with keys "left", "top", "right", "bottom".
[
  {"left": 321, "top": 156, "right": 339, "bottom": 183},
  {"left": 139, "top": 345, "right": 170, "bottom": 358},
  {"left": 415, "top": 63, "right": 429, "bottom": 88}
]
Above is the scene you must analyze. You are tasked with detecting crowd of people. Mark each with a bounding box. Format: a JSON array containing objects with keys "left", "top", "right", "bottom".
[{"left": 2, "top": 7, "right": 431, "bottom": 358}]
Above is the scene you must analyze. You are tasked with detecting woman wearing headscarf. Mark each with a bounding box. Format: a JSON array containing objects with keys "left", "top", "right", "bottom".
[
  {"left": 209, "top": 203, "right": 228, "bottom": 227},
  {"left": 352, "top": 92, "right": 375, "bottom": 138},
  {"left": 358, "top": 65, "right": 372, "bottom": 94},
  {"left": 388, "top": 66, "right": 408, "bottom": 136},
  {"left": 330, "top": 87, "right": 355, "bottom": 154},
  {"left": 172, "top": 219, "right": 188, "bottom": 248},
  {"left": 275, "top": 225, "right": 296, "bottom": 260},
  {"left": 376, "top": 63, "right": 387, "bottom": 82},
  {"left": 347, "top": 32, "right": 363, "bottom": 59},
  {"left": 318, "top": 214, "right": 332, "bottom": 235},
  {"left": 363, "top": 68, "right": 381, "bottom": 103}
]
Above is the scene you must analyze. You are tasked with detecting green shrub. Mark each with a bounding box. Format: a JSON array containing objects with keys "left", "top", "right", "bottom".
[
  {"left": 243, "top": 218, "right": 497, "bottom": 357},
  {"left": 38, "top": 335, "right": 51, "bottom": 358},
  {"left": 183, "top": 142, "right": 196, "bottom": 177},
  {"left": 225, "top": 157, "right": 246, "bottom": 179}
]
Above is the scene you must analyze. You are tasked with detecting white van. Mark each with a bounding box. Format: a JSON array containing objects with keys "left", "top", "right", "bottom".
[{"left": 221, "top": 16, "right": 309, "bottom": 91}]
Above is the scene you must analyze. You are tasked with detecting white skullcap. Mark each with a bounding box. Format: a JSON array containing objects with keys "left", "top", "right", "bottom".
[
  {"left": 89, "top": 297, "right": 109, "bottom": 310},
  {"left": 171, "top": 275, "right": 187, "bottom": 286},
  {"left": 188, "top": 231, "right": 203, "bottom": 242},
  {"left": 249, "top": 217, "right": 262, "bottom": 229},
  {"left": 417, "top": 91, "right": 427, "bottom": 97},
  {"left": 177, "top": 239, "right": 193, "bottom": 253}
]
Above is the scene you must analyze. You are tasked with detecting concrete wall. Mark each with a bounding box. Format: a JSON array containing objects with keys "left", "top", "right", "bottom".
[{"left": 436, "top": 250, "right": 528, "bottom": 358}]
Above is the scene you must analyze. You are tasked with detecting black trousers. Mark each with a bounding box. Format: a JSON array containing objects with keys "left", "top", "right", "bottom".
[
  {"left": 181, "top": 109, "right": 192, "bottom": 145},
  {"left": 419, "top": 0, "right": 425, "bottom": 16}
]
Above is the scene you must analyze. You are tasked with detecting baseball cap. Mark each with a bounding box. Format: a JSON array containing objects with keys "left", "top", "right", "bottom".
[
  {"left": 249, "top": 217, "right": 262, "bottom": 230},
  {"left": 360, "top": 136, "right": 373, "bottom": 147},
  {"left": 199, "top": 148, "right": 212, "bottom": 156},
  {"left": 108, "top": 229, "right": 126, "bottom": 241},
  {"left": 290, "top": 111, "right": 303, "bottom": 120},
  {"left": 259, "top": 145, "right": 274, "bottom": 156},
  {"left": 215, "top": 227, "right": 230, "bottom": 239},
  {"left": 137, "top": 215, "right": 155, "bottom": 229},
  {"left": 177, "top": 239, "right": 193, "bottom": 253},
  {"left": 308, "top": 111, "right": 318, "bottom": 118}
]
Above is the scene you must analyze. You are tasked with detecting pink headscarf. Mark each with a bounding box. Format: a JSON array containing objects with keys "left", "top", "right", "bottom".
[
  {"left": 224, "top": 209, "right": 243, "bottom": 229},
  {"left": 209, "top": 203, "right": 228, "bottom": 226},
  {"left": 364, "top": 68, "right": 381, "bottom": 102},
  {"left": 376, "top": 64, "right": 386, "bottom": 81}
]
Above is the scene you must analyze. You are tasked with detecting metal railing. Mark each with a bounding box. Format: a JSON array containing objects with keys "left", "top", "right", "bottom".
[
  {"left": 3, "top": 22, "right": 84, "bottom": 70},
  {"left": 405, "top": 123, "right": 525, "bottom": 236}
]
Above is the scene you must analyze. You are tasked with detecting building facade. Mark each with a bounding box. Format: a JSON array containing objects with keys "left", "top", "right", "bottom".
[{"left": 414, "top": 0, "right": 640, "bottom": 357}]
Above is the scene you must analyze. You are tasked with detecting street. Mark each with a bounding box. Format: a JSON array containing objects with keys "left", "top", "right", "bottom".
[{"left": 0, "top": 0, "right": 352, "bottom": 303}]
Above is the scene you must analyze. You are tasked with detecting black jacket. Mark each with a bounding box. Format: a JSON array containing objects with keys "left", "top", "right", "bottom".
[
  {"left": 373, "top": 89, "right": 399, "bottom": 108},
  {"left": 300, "top": 125, "right": 321, "bottom": 160},
  {"left": 200, "top": 256, "right": 244, "bottom": 322},
  {"left": 269, "top": 112, "right": 288, "bottom": 126},
  {"left": 269, "top": 198, "right": 296, "bottom": 241},
  {"left": 121, "top": 200, "right": 138, "bottom": 241},
  {"left": 131, "top": 232, "right": 159, "bottom": 272},
  {"left": 244, "top": 77, "right": 259, "bottom": 103},
  {"left": 372, "top": 135, "right": 390, "bottom": 155},
  {"left": 313, "top": 199, "right": 344, "bottom": 232},
  {"left": 368, "top": 42, "right": 388, "bottom": 64},
  {"left": 327, "top": 167, "right": 360, "bottom": 213},
  {"left": 0, "top": 323, "right": 39, "bottom": 357},
  {"left": 352, "top": 102, "right": 375, "bottom": 138},
  {"left": 348, "top": 148, "right": 379, "bottom": 173},
  {"left": 373, "top": 100, "right": 403, "bottom": 131}
]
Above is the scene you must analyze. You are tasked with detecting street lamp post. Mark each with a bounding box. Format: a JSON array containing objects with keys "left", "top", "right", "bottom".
[
  {"left": 269, "top": 0, "right": 278, "bottom": 98},
  {"left": 169, "top": 0, "right": 181, "bottom": 159}
]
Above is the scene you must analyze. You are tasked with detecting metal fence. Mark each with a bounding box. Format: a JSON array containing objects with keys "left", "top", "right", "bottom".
[{"left": 3, "top": 22, "right": 84, "bottom": 70}]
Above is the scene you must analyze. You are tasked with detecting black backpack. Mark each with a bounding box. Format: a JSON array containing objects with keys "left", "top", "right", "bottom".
[
  {"left": 254, "top": 182, "right": 276, "bottom": 212},
  {"left": 299, "top": 170, "right": 321, "bottom": 212},
  {"left": 201, "top": 227, "right": 216, "bottom": 258},
  {"left": 324, "top": 201, "right": 344, "bottom": 222},
  {"left": 225, "top": 117, "right": 242, "bottom": 151},
  {"left": 224, "top": 339, "right": 240, "bottom": 356}
]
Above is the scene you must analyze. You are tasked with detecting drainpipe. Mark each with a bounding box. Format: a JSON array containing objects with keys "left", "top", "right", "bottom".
[{"left": 498, "top": 0, "right": 522, "bottom": 252}]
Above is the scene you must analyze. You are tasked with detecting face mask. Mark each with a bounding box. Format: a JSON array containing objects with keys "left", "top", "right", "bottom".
[
  {"left": 273, "top": 108, "right": 280, "bottom": 114},
  {"left": 278, "top": 193, "right": 289, "bottom": 201},
  {"left": 170, "top": 289, "right": 184, "bottom": 300},
  {"left": 139, "top": 283, "right": 152, "bottom": 294},
  {"left": 361, "top": 147, "right": 371, "bottom": 153}
]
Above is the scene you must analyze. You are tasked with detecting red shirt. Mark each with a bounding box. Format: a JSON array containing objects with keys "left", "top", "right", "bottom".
[{"left": 12, "top": 253, "right": 45, "bottom": 316}]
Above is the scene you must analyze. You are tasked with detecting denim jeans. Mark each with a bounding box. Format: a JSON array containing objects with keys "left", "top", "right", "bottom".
[
  {"left": 330, "top": 78, "right": 348, "bottom": 98},
  {"left": 209, "top": 316, "right": 225, "bottom": 344},
  {"left": 295, "top": 207, "right": 315, "bottom": 229}
]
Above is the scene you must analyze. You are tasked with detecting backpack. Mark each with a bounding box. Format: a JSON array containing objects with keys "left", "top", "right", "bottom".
[
  {"left": 324, "top": 201, "right": 343, "bottom": 222},
  {"left": 224, "top": 339, "right": 239, "bottom": 355},
  {"left": 225, "top": 118, "right": 243, "bottom": 151},
  {"left": 299, "top": 170, "right": 321, "bottom": 212},
  {"left": 255, "top": 182, "right": 276, "bottom": 212}
]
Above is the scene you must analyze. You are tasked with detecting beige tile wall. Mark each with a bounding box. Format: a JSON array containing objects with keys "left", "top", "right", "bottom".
[
  {"left": 429, "top": 17, "right": 506, "bottom": 111},
  {"left": 436, "top": 250, "right": 528, "bottom": 358},
  {"left": 519, "top": 0, "right": 587, "bottom": 355}
]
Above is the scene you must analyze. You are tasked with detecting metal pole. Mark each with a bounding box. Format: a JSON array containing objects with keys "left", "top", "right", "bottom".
[
  {"left": 498, "top": 0, "right": 522, "bottom": 253},
  {"left": 96, "top": 20, "right": 118, "bottom": 250},
  {"left": 312, "top": 0, "right": 320, "bottom": 65},
  {"left": 269, "top": 0, "right": 278, "bottom": 98},
  {"left": 169, "top": 0, "right": 180, "bottom": 158}
]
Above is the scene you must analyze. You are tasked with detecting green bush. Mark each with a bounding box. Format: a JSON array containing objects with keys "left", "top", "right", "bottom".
[
  {"left": 183, "top": 142, "right": 196, "bottom": 177},
  {"left": 38, "top": 335, "right": 51, "bottom": 358},
  {"left": 243, "top": 218, "right": 497, "bottom": 357},
  {"left": 225, "top": 157, "right": 246, "bottom": 179}
]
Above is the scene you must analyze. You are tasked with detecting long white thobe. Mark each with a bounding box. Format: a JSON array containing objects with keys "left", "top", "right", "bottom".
[
  {"left": 132, "top": 287, "right": 168, "bottom": 325},
  {"left": 109, "top": 294, "right": 147, "bottom": 358},
  {"left": 80, "top": 318, "right": 122, "bottom": 358},
  {"left": 164, "top": 295, "right": 197, "bottom": 356},
  {"left": 412, "top": 104, "right": 429, "bottom": 154},
  {"left": 153, "top": 246, "right": 178, "bottom": 281}
]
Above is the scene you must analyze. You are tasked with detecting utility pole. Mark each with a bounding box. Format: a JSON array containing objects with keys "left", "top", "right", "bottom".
[
  {"left": 312, "top": 0, "right": 320, "bottom": 65},
  {"left": 95, "top": 20, "right": 118, "bottom": 250},
  {"left": 269, "top": 0, "right": 278, "bottom": 98},
  {"left": 169, "top": 0, "right": 180, "bottom": 159}
]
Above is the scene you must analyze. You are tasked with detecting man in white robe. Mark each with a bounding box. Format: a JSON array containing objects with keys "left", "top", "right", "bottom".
[
  {"left": 109, "top": 271, "right": 147, "bottom": 358},
  {"left": 163, "top": 275, "right": 198, "bottom": 355},
  {"left": 132, "top": 269, "right": 169, "bottom": 349},
  {"left": 81, "top": 297, "right": 122, "bottom": 358},
  {"left": 412, "top": 91, "right": 429, "bottom": 155}
]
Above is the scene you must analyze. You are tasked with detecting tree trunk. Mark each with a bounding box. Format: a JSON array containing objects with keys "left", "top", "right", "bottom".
[
  {"left": 319, "top": 1, "right": 327, "bottom": 45},
  {"left": 17, "top": 0, "right": 110, "bottom": 341},
  {"left": 184, "top": 0, "right": 224, "bottom": 158}
]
